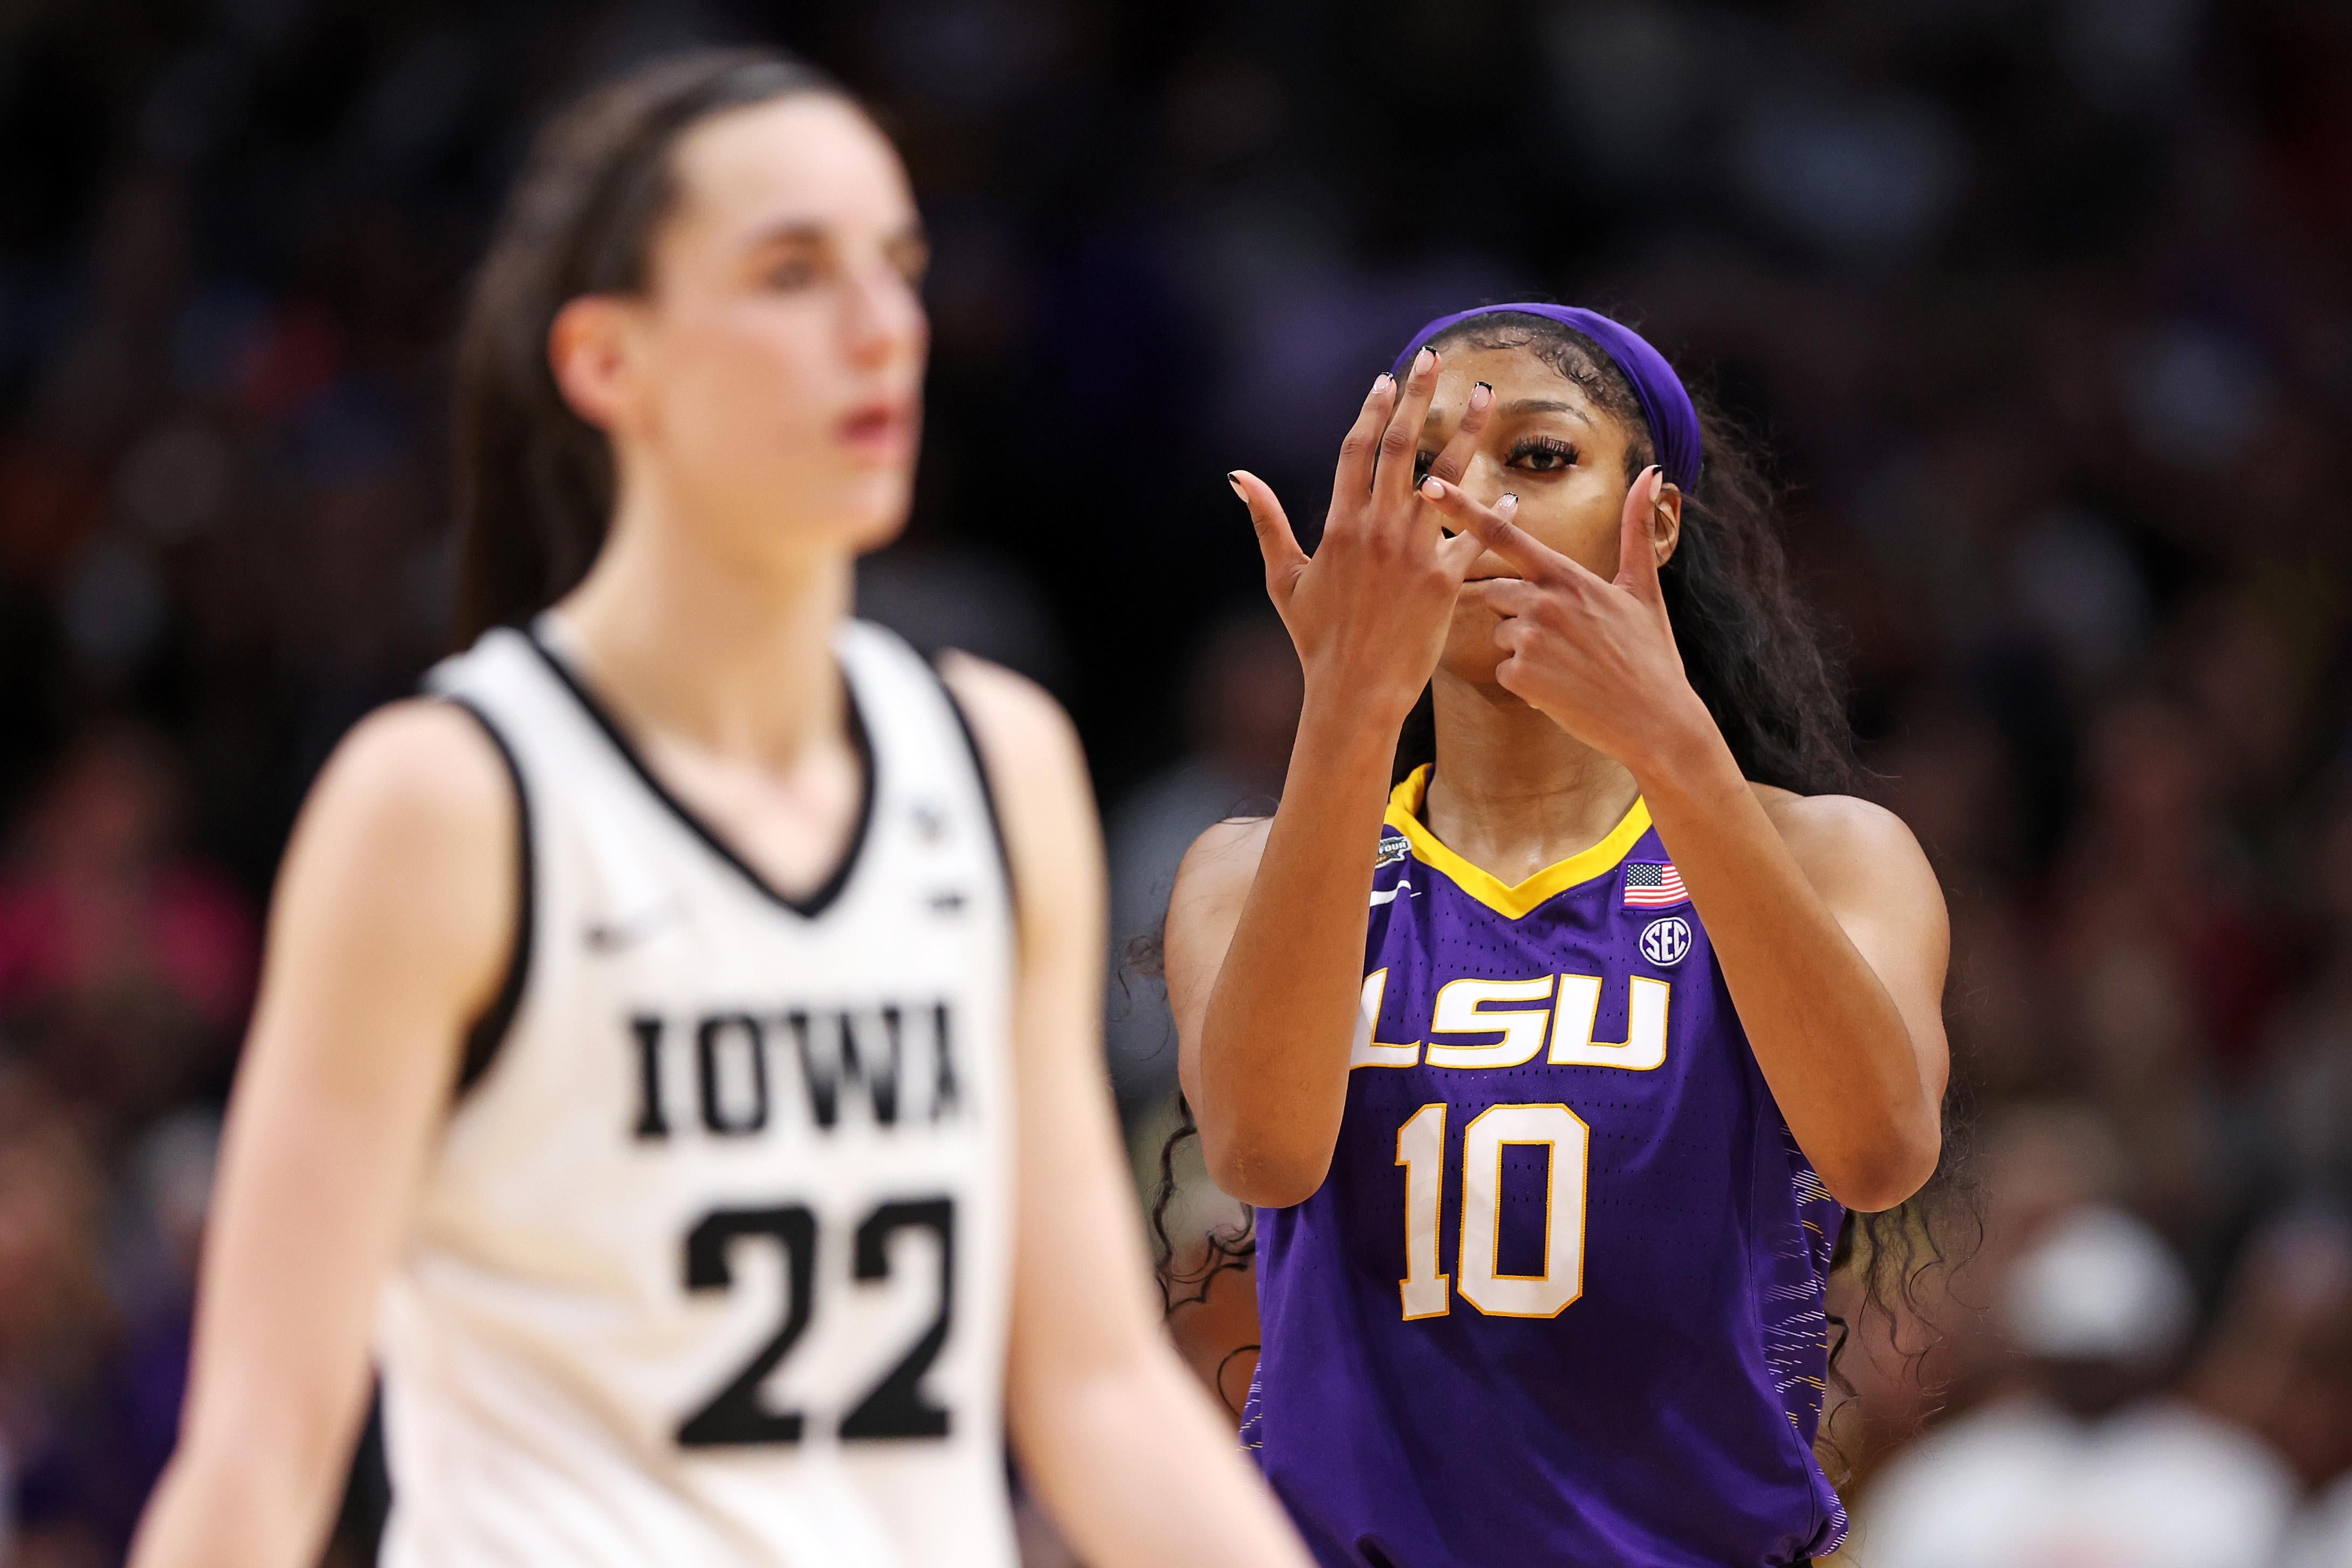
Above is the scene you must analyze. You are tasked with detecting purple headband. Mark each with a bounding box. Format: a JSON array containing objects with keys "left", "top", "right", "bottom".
[{"left": 1387, "top": 303, "right": 1702, "bottom": 492}]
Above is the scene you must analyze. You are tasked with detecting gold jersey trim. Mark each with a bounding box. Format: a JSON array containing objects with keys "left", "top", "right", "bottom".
[{"left": 1383, "top": 764, "right": 1652, "bottom": 920}]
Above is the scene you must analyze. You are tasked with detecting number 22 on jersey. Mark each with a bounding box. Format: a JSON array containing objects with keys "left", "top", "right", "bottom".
[
  {"left": 1396, "top": 1104, "right": 1588, "bottom": 1320},
  {"left": 677, "top": 1197, "right": 957, "bottom": 1446}
]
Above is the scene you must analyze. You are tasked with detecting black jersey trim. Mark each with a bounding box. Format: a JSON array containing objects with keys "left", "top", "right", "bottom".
[
  {"left": 929, "top": 656, "right": 1019, "bottom": 925},
  {"left": 440, "top": 697, "right": 534, "bottom": 1098},
  {"left": 521, "top": 628, "right": 878, "bottom": 921}
]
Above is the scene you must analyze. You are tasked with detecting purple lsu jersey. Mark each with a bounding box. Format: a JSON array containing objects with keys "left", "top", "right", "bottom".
[{"left": 1244, "top": 767, "right": 1847, "bottom": 1568}]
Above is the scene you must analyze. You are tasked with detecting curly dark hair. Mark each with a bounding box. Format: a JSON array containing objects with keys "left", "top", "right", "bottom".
[
  {"left": 1388, "top": 310, "right": 1860, "bottom": 797},
  {"left": 1152, "top": 311, "right": 1970, "bottom": 1463}
]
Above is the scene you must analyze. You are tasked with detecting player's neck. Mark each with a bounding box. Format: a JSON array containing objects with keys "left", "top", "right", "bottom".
[
  {"left": 1422, "top": 675, "right": 1642, "bottom": 884},
  {"left": 556, "top": 494, "right": 852, "bottom": 771}
]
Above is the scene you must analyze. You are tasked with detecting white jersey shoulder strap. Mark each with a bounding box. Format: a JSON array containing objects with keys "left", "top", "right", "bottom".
[{"left": 421, "top": 618, "right": 1011, "bottom": 1093}]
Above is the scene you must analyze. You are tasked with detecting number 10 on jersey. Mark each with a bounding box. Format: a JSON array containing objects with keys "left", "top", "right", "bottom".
[{"left": 1397, "top": 1103, "right": 1589, "bottom": 1319}]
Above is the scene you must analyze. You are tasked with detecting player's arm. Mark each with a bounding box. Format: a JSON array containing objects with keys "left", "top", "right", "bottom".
[
  {"left": 1734, "top": 787, "right": 1950, "bottom": 1206},
  {"left": 1423, "top": 471, "right": 1949, "bottom": 1213},
  {"left": 941, "top": 656, "right": 1312, "bottom": 1568},
  {"left": 1167, "top": 702, "right": 1392, "bottom": 1211},
  {"left": 129, "top": 703, "right": 515, "bottom": 1568},
  {"left": 1177, "top": 352, "right": 1494, "bottom": 1209},
  {"left": 1590, "top": 745, "right": 1949, "bottom": 1213}
]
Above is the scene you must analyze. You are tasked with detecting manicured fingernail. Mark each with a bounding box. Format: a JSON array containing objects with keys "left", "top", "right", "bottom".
[
  {"left": 1374, "top": 372, "right": 1393, "bottom": 392},
  {"left": 1227, "top": 472, "right": 1246, "bottom": 501},
  {"left": 1469, "top": 382, "right": 1493, "bottom": 411},
  {"left": 1500, "top": 493, "right": 1519, "bottom": 513},
  {"left": 1413, "top": 346, "right": 1435, "bottom": 376},
  {"left": 1419, "top": 476, "right": 1443, "bottom": 498}
]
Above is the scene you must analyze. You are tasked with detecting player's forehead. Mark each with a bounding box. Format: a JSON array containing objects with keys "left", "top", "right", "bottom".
[
  {"left": 1423, "top": 341, "right": 1605, "bottom": 429},
  {"left": 659, "top": 95, "right": 916, "bottom": 258}
]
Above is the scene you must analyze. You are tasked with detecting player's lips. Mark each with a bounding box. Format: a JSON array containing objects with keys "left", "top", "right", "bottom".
[
  {"left": 1456, "top": 575, "right": 1523, "bottom": 610},
  {"left": 836, "top": 401, "right": 916, "bottom": 459}
]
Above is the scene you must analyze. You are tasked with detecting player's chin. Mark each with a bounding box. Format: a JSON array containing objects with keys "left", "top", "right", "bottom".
[
  {"left": 1444, "top": 593, "right": 1502, "bottom": 639},
  {"left": 835, "top": 473, "right": 915, "bottom": 554},
  {"left": 1436, "top": 614, "right": 1508, "bottom": 686}
]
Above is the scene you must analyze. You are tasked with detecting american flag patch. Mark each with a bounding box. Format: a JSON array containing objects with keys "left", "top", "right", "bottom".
[{"left": 1623, "top": 862, "right": 1688, "bottom": 909}]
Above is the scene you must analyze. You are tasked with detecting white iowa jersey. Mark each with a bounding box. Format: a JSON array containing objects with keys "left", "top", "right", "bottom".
[{"left": 382, "top": 617, "right": 1018, "bottom": 1567}]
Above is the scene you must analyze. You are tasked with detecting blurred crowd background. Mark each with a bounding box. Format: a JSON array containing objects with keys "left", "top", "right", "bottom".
[{"left": 3, "top": 0, "right": 2351, "bottom": 1564}]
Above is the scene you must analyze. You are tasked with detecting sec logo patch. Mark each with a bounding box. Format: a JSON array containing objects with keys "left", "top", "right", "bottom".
[{"left": 1640, "top": 916, "right": 1693, "bottom": 967}]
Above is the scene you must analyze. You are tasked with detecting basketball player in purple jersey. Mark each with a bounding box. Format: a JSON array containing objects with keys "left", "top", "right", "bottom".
[{"left": 1163, "top": 306, "right": 1951, "bottom": 1568}]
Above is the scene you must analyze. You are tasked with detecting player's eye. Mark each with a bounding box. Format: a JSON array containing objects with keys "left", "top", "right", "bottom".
[
  {"left": 764, "top": 253, "right": 823, "bottom": 290},
  {"left": 1508, "top": 436, "right": 1577, "bottom": 473},
  {"left": 890, "top": 240, "right": 932, "bottom": 286}
]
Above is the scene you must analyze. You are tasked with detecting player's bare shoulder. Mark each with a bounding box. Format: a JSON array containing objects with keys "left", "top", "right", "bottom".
[
  {"left": 1175, "top": 815, "right": 1274, "bottom": 918},
  {"left": 1747, "top": 781, "right": 1945, "bottom": 921},
  {"left": 262, "top": 697, "right": 520, "bottom": 1062},
  {"left": 1161, "top": 815, "right": 1275, "bottom": 1014},
  {"left": 936, "top": 651, "right": 1085, "bottom": 792},
  {"left": 1157, "top": 814, "right": 1275, "bottom": 1079},
  {"left": 296, "top": 699, "right": 516, "bottom": 912},
  {"left": 320, "top": 698, "right": 513, "bottom": 830},
  {"left": 935, "top": 650, "right": 1102, "bottom": 949}
]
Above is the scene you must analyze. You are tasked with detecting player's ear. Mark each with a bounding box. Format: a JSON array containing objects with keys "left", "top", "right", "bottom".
[
  {"left": 549, "top": 294, "right": 643, "bottom": 435},
  {"left": 1651, "top": 482, "right": 1682, "bottom": 571}
]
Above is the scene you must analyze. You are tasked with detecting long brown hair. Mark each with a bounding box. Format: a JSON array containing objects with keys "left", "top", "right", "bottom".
[{"left": 450, "top": 49, "right": 845, "bottom": 645}]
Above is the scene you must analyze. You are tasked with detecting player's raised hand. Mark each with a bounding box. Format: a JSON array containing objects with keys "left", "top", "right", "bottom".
[
  {"left": 1230, "top": 345, "right": 1489, "bottom": 733},
  {"left": 1416, "top": 465, "right": 1715, "bottom": 773}
]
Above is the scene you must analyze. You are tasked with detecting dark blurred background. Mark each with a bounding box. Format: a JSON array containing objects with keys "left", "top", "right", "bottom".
[{"left": 3, "top": 1, "right": 2351, "bottom": 1564}]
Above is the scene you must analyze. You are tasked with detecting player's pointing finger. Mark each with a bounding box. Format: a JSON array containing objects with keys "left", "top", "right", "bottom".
[{"left": 1415, "top": 478, "right": 1577, "bottom": 586}]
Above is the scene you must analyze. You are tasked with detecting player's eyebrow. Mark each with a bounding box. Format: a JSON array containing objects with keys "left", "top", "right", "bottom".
[
  {"left": 744, "top": 219, "right": 828, "bottom": 250},
  {"left": 1499, "top": 397, "right": 1593, "bottom": 424},
  {"left": 743, "top": 217, "right": 928, "bottom": 267}
]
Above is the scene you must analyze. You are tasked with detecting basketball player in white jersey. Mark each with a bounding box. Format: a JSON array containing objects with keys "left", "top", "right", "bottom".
[{"left": 129, "top": 50, "right": 1310, "bottom": 1568}]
